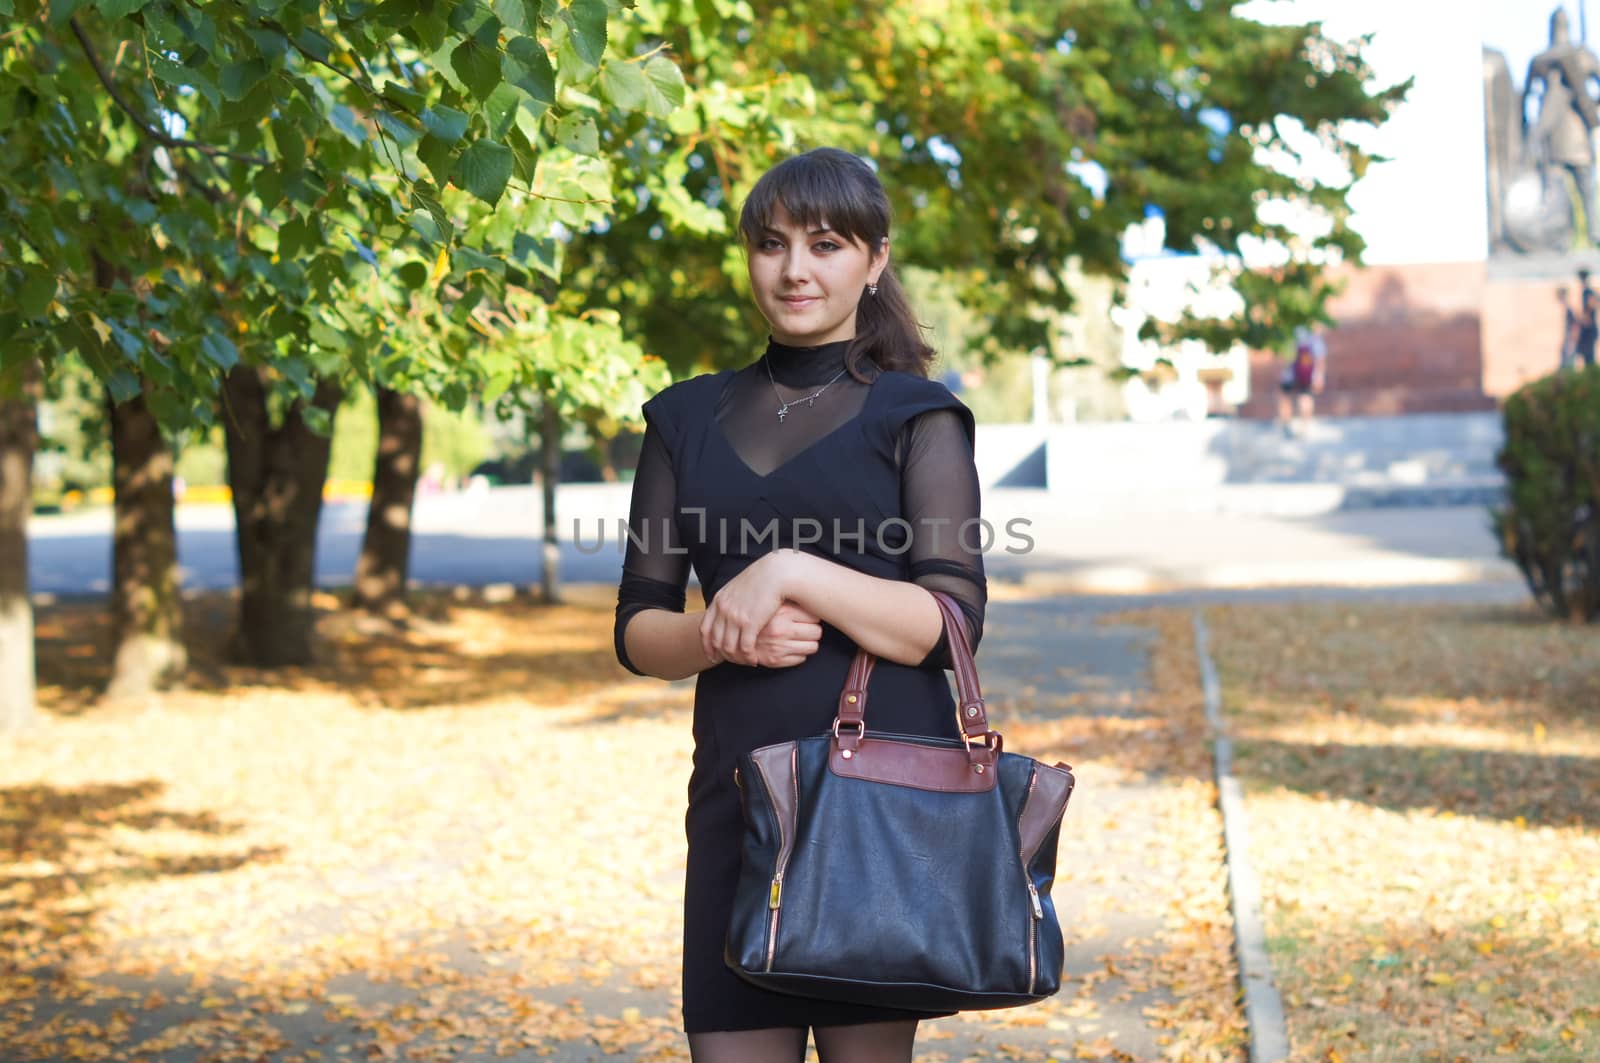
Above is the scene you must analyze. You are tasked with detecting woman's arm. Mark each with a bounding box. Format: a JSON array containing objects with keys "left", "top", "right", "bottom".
[
  {"left": 773, "top": 549, "right": 945, "bottom": 667},
  {"left": 624, "top": 607, "right": 726, "bottom": 681},
  {"left": 615, "top": 409, "right": 723, "bottom": 682}
]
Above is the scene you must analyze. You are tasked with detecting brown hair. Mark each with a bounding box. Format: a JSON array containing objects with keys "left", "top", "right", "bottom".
[{"left": 738, "top": 147, "right": 935, "bottom": 381}]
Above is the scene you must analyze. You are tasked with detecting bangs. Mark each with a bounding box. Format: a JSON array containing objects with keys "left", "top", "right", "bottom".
[{"left": 738, "top": 150, "right": 884, "bottom": 249}]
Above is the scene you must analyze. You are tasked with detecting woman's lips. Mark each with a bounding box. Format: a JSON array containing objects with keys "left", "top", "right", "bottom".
[{"left": 780, "top": 296, "right": 818, "bottom": 308}]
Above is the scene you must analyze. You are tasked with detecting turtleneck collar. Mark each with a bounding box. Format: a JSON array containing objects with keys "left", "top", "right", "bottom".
[{"left": 760, "top": 336, "right": 855, "bottom": 388}]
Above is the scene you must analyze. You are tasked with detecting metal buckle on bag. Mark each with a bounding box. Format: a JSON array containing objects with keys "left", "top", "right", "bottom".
[
  {"left": 832, "top": 717, "right": 865, "bottom": 756},
  {"left": 962, "top": 729, "right": 1002, "bottom": 768}
]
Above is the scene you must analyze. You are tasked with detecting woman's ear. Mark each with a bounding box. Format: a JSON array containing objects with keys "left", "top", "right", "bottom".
[{"left": 870, "top": 238, "right": 891, "bottom": 285}]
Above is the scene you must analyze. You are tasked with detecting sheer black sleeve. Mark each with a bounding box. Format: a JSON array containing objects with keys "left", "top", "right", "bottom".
[
  {"left": 613, "top": 403, "right": 690, "bottom": 677},
  {"left": 897, "top": 407, "right": 987, "bottom": 669}
]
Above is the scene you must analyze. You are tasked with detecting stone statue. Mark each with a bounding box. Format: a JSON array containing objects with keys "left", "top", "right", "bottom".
[
  {"left": 1484, "top": 47, "right": 1521, "bottom": 253},
  {"left": 1521, "top": 8, "right": 1600, "bottom": 248}
]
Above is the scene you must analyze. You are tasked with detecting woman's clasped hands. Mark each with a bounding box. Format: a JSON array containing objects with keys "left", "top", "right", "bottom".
[{"left": 699, "top": 550, "right": 823, "bottom": 668}]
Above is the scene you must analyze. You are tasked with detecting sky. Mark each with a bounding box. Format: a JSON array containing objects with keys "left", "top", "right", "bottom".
[{"left": 1234, "top": 1, "right": 1596, "bottom": 266}]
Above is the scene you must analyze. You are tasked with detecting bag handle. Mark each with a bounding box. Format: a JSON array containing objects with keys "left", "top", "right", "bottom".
[{"left": 833, "top": 590, "right": 994, "bottom": 763}]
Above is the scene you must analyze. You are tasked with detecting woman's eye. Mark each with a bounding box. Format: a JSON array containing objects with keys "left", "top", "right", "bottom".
[
  {"left": 759, "top": 238, "right": 783, "bottom": 250},
  {"left": 814, "top": 241, "right": 840, "bottom": 252}
]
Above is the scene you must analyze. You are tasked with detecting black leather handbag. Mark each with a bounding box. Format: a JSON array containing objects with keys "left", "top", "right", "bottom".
[{"left": 725, "top": 591, "right": 1076, "bottom": 1011}]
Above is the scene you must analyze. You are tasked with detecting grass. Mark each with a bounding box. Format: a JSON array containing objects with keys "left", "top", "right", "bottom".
[{"left": 1200, "top": 599, "right": 1600, "bottom": 1063}]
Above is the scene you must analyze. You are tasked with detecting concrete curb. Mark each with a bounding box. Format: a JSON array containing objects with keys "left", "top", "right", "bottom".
[{"left": 1192, "top": 611, "right": 1290, "bottom": 1063}]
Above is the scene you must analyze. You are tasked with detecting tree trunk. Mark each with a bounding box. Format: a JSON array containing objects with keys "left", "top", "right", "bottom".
[
  {"left": 0, "top": 361, "right": 40, "bottom": 733},
  {"left": 222, "top": 366, "right": 343, "bottom": 667},
  {"left": 106, "top": 384, "right": 187, "bottom": 699},
  {"left": 540, "top": 396, "right": 562, "bottom": 604},
  {"left": 353, "top": 387, "right": 423, "bottom": 616}
]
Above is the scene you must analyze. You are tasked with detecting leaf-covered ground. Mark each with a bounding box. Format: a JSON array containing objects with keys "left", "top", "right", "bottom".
[
  {"left": 1201, "top": 600, "right": 1600, "bottom": 1062},
  {"left": 3, "top": 588, "right": 1243, "bottom": 1061}
]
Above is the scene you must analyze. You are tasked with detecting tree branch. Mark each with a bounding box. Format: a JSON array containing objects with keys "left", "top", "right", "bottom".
[
  {"left": 70, "top": 17, "right": 270, "bottom": 167},
  {"left": 265, "top": 19, "right": 418, "bottom": 119}
]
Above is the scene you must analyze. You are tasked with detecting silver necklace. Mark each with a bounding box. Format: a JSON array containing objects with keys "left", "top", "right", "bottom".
[{"left": 763, "top": 353, "right": 848, "bottom": 423}]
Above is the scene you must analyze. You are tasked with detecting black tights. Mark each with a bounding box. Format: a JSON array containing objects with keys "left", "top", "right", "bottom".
[{"left": 687, "top": 1019, "right": 918, "bottom": 1063}]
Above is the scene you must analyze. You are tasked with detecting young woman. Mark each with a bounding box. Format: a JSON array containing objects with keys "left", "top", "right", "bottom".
[{"left": 613, "top": 147, "right": 987, "bottom": 1063}]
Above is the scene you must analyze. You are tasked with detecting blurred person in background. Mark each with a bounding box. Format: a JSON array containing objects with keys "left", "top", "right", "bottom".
[{"left": 1277, "top": 325, "right": 1327, "bottom": 434}]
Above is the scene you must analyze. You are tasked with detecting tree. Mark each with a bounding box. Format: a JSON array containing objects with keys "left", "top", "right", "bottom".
[
  {"left": 2, "top": 0, "right": 686, "bottom": 690},
  {"left": 352, "top": 385, "right": 423, "bottom": 615},
  {"left": 0, "top": 362, "right": 41, "bottom": 732},
  {"left": 574, "top": 0, "right": 1407, "bottom": 371}
]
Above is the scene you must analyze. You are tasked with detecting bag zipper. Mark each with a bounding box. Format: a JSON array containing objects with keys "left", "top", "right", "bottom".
[
  {"left": 1018, "top": 766, "right": 1073, "bottom": 996},
  {"left": 753, "top": 746, "right": 798, "bottom": 973},
  {"left": 1017, "top": 767, "right": 1039, "bottom": 994}
]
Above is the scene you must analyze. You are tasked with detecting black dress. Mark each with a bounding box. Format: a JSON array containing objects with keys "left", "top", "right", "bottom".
[{"left": 613, "top": 337, "right": 988, "bottom": 1034}]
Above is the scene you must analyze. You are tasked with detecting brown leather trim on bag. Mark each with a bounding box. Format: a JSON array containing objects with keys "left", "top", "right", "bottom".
[
  {"left": 837, "top": 591, "right": 990, "bottom": 741},
  {"left": 750, "top": 743, "right": 799, "bottom": 866},
  {"left": 1018, "top": 763, "right": 1077, "bottom": 865},
  {"left": 828, "top": 736, "right": 999, "bottom": 793}
]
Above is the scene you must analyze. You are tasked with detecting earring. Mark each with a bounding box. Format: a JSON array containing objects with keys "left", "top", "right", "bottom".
[{"left": 867, "top": 282, "right": 879, "bottom": 296}]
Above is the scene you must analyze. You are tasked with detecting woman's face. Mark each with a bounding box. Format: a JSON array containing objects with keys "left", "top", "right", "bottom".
[{"left": 747, "top": 202, "right": 887, "bottom": 347}]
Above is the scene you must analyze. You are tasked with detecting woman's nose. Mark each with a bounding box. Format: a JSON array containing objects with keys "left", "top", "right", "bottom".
[{"left": 781, "top": 250, "right": 810, "bottom": 284}]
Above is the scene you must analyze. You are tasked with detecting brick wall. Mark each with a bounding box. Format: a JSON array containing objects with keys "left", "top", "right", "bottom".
[
  {"left": 1238, "top": 261, "right": 1509, "bottom": 419},
  {"left": 1482, "top": 277, "right": 1574, "bottom": 396}
]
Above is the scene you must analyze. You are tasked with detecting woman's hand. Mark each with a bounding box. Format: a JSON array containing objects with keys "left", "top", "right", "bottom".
[
  {"left": 741, "top": 601, "right": 824, "bottom": 668},
  {"left": 701, "top": 551, "right": 816, "bottom": 667}
]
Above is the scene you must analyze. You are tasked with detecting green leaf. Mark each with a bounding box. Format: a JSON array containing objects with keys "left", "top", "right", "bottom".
[
  {"left": 270, "top": 117, "right": 305, "bottom": 171},
  {"left": 371, "top": 0, "right": 419, "bottom": 28},
  {"left": 417, "top": 134, "right": 456, "bottom": 185},
  {"left": 562, "top": 0, "right": 608, "bottom": 67},
  {"left": 397, "top": 260, "right": 430, "bottom": 289},
  {"left": 483, "top": 81, "right": 521, "bottom": 139},
  {"left": 245, "top": 26, "right": 290, "bottom": 60},
  {"left": 408, "top": 208, "right": 444, "bottom": 245},
  {"left": 493, "top": 0, "right": 532, "bottom": 32},
  {"left": 184, "top": 7, "right": 218, "bottom": 54},
  {"left": 149, "top": 53, "right": 220, "bottom": 113},
  {"left": 277, "top": 214, "right": 308, "bottom": 258},
  {"left": 381, "top": 79, "right": 427, "bottom": 112},
  {"left": 456, "top": 245, "right": 506, "bottom": 276},
  {"left": 505, "top": 38, "right": 555, "bottom": 104},
  {"left": 641, "top": 55, "right": 686, "bottom": 116},
  {"left": 599, "top": 60, "right": 647, "bottom": 112},
  {"left": 422, "top": 105, "right": 470, "bottom": 143},
  {"left": 96, "top": 0, "right": 152, "bottom": 17},
  {"left": 448, "top": 0, "right": 491, "bottom": 33},
  {"left": 220, "top": 60, "right": 270, "bottom": 102},
  {"left": 329, "top": 104, "right": 369, "bottom": 146},
  {"left": 407, "top": 12, "right": 448, "bottom": 53},
  {"left": 106, "top": 369, "right": 141, "bottom": 404},
  {"left": 253, "top": 166, "right": 286, "bottom": 208},
  {"left": 455, "top": 140, "right": 514, "bottom": 207},
  {"left": 514, "top": 232, "right": 562, "bottom": 282},
  {"left": 200, "top": 332, "right": 239, "bottom": 372},
  {"left": 308, "top": 318, "right": 349, "bottom": 352},
  {"left": 18, "top": 267, "right": 56, "bottom": 318},
  {"left": 451, "top": 38, "right": 503, "bottom": 100},
  {"left": 554, "top": 112, "right": 598, "bottom": 156},
  {"left": 47, "top": 0, "right": 89, "bottom": 25},
  {"left": 292, "top": 27, "right": 334, "bottom": 63},
  {"left": 375, "top": 110, "right": 421, "bottom": 147},
  {"left": 301, "top": 404, "right": 333, "bottom": 436}
]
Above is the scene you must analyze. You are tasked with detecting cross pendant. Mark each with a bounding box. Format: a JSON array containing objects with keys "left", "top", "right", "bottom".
[{"left": 777, "top": 405, "right": 789, "bottom": 422}]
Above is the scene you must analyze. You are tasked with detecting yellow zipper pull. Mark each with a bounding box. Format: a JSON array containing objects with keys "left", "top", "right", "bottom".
[{"left": 769, "top": 875, "right": 783, "bottom": 910}]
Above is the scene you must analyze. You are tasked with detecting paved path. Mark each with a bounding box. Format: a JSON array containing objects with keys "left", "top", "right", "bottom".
[
  {"left": 10, "top": 593, "right": 1249, "bottom": 1062},
  {"left": 26, "top": 485, "right": 1520, "bottom": 599}
]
